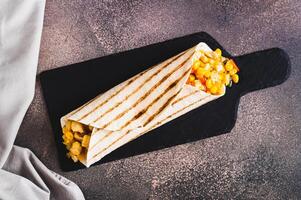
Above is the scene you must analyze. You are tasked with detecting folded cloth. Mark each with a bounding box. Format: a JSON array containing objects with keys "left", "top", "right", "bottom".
[{"left": 0, "top": 0, "right": 84, "bottom": 199}]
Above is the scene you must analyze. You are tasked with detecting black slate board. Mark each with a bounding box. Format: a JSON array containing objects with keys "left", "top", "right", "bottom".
[{"left": 40, "top": 32, "right": 290, "bottom": 171}]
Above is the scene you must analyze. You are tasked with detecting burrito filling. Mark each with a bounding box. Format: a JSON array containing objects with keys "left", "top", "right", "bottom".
[
  {"left": 62, "top": 120, "right": 92, "bottom": 162},
  {"left": 186, "top": 48, "right": 239, "bottom": 94}
]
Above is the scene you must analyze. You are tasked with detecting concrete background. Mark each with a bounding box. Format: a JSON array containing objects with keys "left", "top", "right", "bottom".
[{"left": 16, "top": 0, "right": 301, "bottom": 199}]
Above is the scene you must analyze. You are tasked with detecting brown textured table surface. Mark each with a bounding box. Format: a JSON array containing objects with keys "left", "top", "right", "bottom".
[{"left": 16, "top": 0, "right": 301, "bottom": 199}]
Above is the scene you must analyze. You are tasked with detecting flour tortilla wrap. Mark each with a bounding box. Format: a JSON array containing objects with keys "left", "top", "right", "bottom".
[{"left": 61, "top": 42, "right": 225, "bottom": 167}]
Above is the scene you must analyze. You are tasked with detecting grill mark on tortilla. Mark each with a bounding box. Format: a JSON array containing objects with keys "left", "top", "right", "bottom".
[
  {"left": 117, "top": 69, "right": 189, "bottom": 130},
  {"left": 90, "top": 51, "right": 189, "bottom": 124},
  {"left": 88, "top": 78, "right": 193, "bottom": 152},
  {"left": 88, "top": 92, "right": 211, "bottom": 162},
  {"left": 74, "top": 51, "right": 186, "bottom": 121},
  {"left": 144, "top": 95, "right": 211, "bottom": 132},
  {"left": 75, "top": 76, "right": 139, "bottom": 121},
  {"left": 88, "top": 65, "right": 191, "bottom": 155},
  {"left": 89, "top": 129, "right": 132, "bottom": 160},
  {"left": 87, "top": 52, "right": 190, "bottom": 152},
  {"left": 171, "top": 90, "right": 199, "bottom": 105},
  {"left": 98, "top": 53, "right": 193, "bottom": 129},
  {"left": 142, "top": 68, "right": 191, "bottom": 126},
  {"left": 93, "top": 53, "right": 193, "bottom": 126}
]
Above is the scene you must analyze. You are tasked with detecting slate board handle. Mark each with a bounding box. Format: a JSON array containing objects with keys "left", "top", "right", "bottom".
[{"left": 233, "top": 48, "right": 291, "bottom": 95}]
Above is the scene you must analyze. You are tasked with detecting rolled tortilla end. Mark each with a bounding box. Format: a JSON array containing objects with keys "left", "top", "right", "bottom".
[{"left": 60, "top": 42, "right": 239, "bottom": 167}]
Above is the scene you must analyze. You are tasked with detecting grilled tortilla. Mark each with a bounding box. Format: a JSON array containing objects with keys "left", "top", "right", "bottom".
[{"left": 60, "top": 42, "right": 239, "bottom": 167}]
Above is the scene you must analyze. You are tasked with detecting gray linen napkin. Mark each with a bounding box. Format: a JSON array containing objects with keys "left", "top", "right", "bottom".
[{"left": 0, "top": 0, "right": 85, "bottom": 199}]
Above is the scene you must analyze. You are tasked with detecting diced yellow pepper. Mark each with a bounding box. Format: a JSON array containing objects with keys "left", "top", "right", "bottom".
[
  {"left": 70, "top": 154, "right": 79, "bottom": 162},
  {"left": 82, "top": 135, "right": 91, "bottom": 148},
  {"left": 71, "top": 121, "right": 84, "bottom": 133},
  {"left": 62, "top": 136, "right": 72, "bottom": 145},
  {"left": 65, "top": 143, "right": 72, "bottom": 150},
  {"left": 70, "top": 142, "right": 82, "bottom": 156},
  {"left": 62, "top": 131, "right": 73, "bottom": 146},
  {"left": 62, "top": 126, "right": 68, "bottom": 134},
  {"left": 77, "top": 151, "right": 86, "bottom": 162},
  {"left": 65, "top": 131, "right": 73, "bottom": 140},
  {"left": 74, "top": 132, "right": 83, "bottom": 141},
  {"left": 67, "top": 152, "right": 78, "bottom": 162},
  {"left": 65, "top": 120, "right": 72, "bottom": 130}
]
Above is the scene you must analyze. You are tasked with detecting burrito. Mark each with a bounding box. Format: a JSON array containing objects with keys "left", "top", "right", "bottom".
[{"left": 61, "top": 42, "right": 239, "bottom": 167}]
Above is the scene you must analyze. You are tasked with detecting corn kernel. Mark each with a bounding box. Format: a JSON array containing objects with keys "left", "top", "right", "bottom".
[
  {"left": 71, "top": 121, "right": 84, "bottom": 133},
  {"left": 196, "top": 68, "right": 205, "bottom": 79},
  {"left": 215, "top": 48, "right": 222, "bottom": 57},
  {"left": 223, "top": 74, "right": 231, "bottom": 85},
  {"left": 229, "top": 68, "right": 238, "bottom": 75},
  {"left": 217, "top": 85, "right": 225, "bottom": 95},
  {"left": 210, "top": 85, "right": 218, "bottom": 94},
  {"left": 82, "top": 135, "right": 91, "bottom": 148},
  {"left": 213, "top": 60, "right": 220, "bottom": 67},
  {"left": 210, "top": 71, "right": 221, "bottom": 83},
  {"left": 225, "top": 60, "right": 233, "bottom": 71},
  {"left": 70, "top": 142, "right": 82, "bottom": 156},
  {"left": 194, "top": 60, "right": 203, "bottom": 71},
  {"left": 232, "top": 74, "right": 239, "bottom": 83},
  {"left": 215, "top": 63, "right": 224, "bottom": 72},
  {"left": 204, "top": 63, "right": 211, "bottom": 70},
  {"left": 206, "top": 79, "right": 213, "bottom": 89},
  {"left": 209, "top": 59, "right": 215, "bottom": 65},
  {"left": 189, "top": 74, "right": 196, "bottom": 82},
  {"left": 204, "top": 70, "right": 211, "bottom": 78},
  {"left": 229, "top": 59, "right": 239, "bottom": 72}
]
